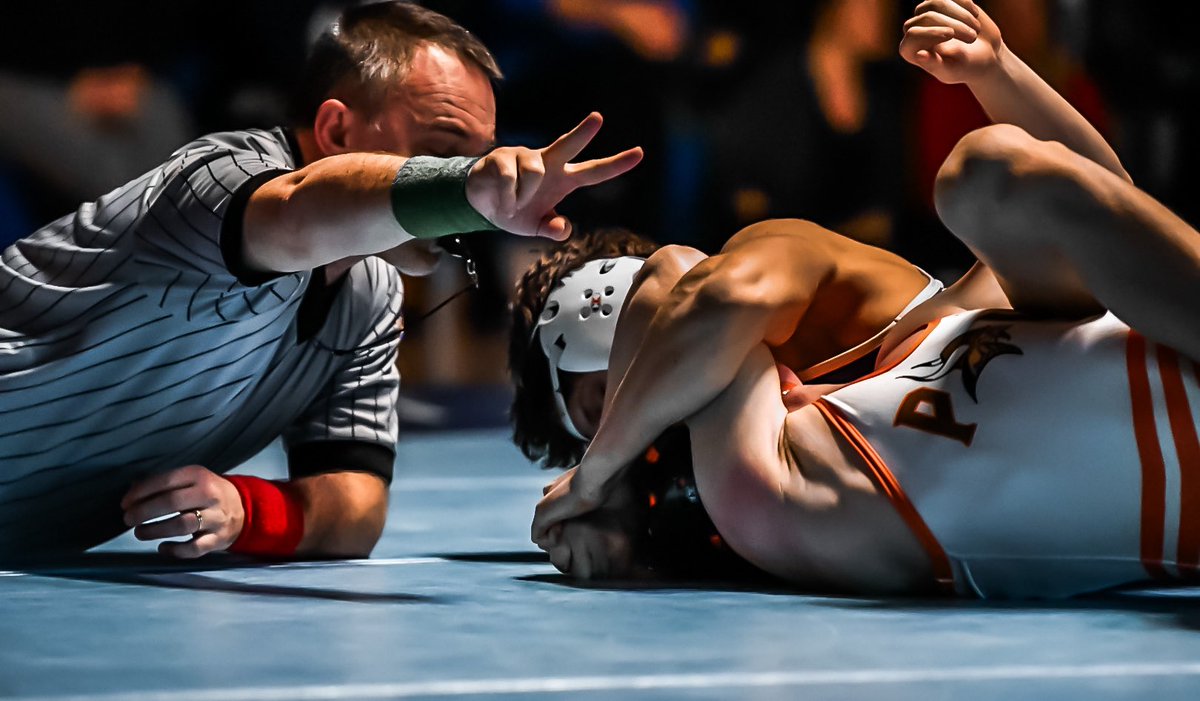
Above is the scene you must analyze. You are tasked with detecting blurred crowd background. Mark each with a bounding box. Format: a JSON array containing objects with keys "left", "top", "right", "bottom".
[{"left": 2, "top": 0, "right": 1197, "bottom": 421}]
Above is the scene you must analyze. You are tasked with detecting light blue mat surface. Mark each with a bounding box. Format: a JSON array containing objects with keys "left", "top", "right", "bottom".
[{"left": 2, "top": 429, "right": 1199, "bottom": 700}]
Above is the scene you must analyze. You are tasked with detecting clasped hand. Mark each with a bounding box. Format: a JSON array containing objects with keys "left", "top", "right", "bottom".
[
  {"left": 532, "top": 465, "right": 606, "bottom": 550},
  {"left": 899, "top": 0, "right": 1003, "bottom": 84},
  {"left": 534, "top": 465, "right": 646, "bottom": 580}
]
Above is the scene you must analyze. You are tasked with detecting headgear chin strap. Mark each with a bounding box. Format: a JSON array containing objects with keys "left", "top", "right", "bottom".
[{"left": 536, "top": 256, "right": 647, "bottom": 440}]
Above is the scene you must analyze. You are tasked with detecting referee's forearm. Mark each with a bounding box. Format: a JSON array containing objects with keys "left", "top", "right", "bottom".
[
  {"left": 289, "top": 471, "right": 389, "bottom": 558},
  {"left": 242, "top": 153, "right": 414, "bottom": 273}
]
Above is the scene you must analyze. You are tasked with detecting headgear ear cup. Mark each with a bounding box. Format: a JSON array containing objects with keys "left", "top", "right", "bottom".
[{"left": 535, "top": 256, "right": 646, "bottom": 438}]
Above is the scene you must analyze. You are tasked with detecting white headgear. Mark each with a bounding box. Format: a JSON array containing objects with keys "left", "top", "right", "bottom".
[{"left": 536, "top": 256, "right": 646, "bottom": 440}]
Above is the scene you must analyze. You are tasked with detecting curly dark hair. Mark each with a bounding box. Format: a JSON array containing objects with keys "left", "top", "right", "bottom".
[{"left": 509, "top": 229, "right": 660, "bottom": 468}]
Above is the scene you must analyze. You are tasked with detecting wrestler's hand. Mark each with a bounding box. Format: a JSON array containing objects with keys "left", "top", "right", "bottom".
[
  {"left": 899, "top": 0, "right": 1003, "bottom": 85},
  {"left": 120, "top": 465, "right": 245, "bottom": 559},
  {"left": 532, "top": 466, "right": 608, "bottom": 548},
  {"left": 467, "top": 112, "right": 643, "bottom": 241},
  {"left": 545, "top": 512, "right": 637, "bottom": 580}
]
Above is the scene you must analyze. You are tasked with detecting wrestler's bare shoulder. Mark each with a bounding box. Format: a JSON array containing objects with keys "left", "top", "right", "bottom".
[
  {"left": 721, "top": 220, "right": 928, "bottom": 304},
  {"left": 721, "top": 219, "right": 914, "bottom": 266},
  {"left": 720, "top": 220, "right": 932, "bottom": 368}
]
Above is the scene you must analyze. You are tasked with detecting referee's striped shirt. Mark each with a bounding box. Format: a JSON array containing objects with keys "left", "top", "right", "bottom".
[{"left": 0, "top": 128, "right": 402, "bottom": 554}]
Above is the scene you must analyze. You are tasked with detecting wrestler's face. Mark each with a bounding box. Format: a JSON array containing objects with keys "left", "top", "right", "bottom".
[
  {"left": 562, "top": 370, "right": 607, "bottom": 440},
  {"left": 355, "top": 43, "right": 496, "bottom": 158}
]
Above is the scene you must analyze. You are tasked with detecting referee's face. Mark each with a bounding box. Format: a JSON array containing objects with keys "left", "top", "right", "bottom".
[{"left": 353, "top": 43, "right": 497, "bottom": 159}]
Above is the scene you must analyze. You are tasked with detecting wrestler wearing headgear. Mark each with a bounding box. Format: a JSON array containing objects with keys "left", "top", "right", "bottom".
[
  {"left": 528, "top": 253, "right": 760, "bottom": 577},
  {"left": 527, "top": 2, "right": 1200, "bottom": 597},
  {"left": 509, "top": 221, "right": 948, "bottom": 580}
]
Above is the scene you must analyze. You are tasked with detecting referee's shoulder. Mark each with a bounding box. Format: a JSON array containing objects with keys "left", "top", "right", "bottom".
[{"left": 166, "top": 127, "right": 291, "bottom": 162}]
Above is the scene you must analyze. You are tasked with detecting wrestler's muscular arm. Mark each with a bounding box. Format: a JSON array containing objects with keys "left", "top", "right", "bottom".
[
  {"left": 902, "top": 0, "right": 1126, "bottom": 179},
  {"left": 885, "top": 0, "right": 1131, "bottom": 351},
  {"left": 900, "top": 4, "right": 1200, "bottom": 358},
  {"left": 543, "top": 259, "right": 931, "bottom": 589},
  {"left": 533, "top": 223, "right": 833, "bottom": 541}
]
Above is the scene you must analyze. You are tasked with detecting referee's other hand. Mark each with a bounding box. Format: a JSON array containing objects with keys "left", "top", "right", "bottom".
[{"left": 120, "top": 465, "right": 246, "bottom": 559}]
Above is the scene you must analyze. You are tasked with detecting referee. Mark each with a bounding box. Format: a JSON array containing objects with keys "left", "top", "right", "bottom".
[{"left": 0, "top": 2, "right": 641, "bottom": 559}]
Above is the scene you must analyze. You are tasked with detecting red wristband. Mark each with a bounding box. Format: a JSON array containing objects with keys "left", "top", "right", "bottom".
[{"left": 226, "top": 476, "right": 305, "bottom": 556}]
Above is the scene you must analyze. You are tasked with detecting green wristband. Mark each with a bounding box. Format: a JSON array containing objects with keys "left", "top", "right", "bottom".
[{"left": 390, "top": 156, "right": 499, "bottom": 239}]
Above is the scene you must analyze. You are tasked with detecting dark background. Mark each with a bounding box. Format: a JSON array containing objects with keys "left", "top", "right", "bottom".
[{"left": 2, "top": 0, "right": 1197, "bottom": 390}]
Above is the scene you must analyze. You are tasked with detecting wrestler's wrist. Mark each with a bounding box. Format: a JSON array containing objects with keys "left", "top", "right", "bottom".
[
  {"left": 578, "top": 446, "right": 631, "bottom": 497},
  {"left": 967, "top": 43, "right": 1014, "bottom": 90},
  {"left": 390, "top": 156, "right": 500, "bottom": 240}
]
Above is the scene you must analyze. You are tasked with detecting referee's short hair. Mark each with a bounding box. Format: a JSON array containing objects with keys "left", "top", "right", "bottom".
[{"left": 291, "top": 1, "right": 503, "bottom": 125}]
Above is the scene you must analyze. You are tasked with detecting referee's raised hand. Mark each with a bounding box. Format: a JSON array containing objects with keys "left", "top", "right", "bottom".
[{"left": 466, "top": 112, "right": 643, "bottom": 241}]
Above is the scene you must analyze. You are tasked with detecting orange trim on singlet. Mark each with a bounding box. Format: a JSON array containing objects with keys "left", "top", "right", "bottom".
[
  {"left": 813, "top": 399, "right": 956, "bottom": 594},
  {"left": 1157, "top": 345, "right": 1200, "bottom": 578},
  {"left": 797, "top": 338, "right": 887, "bottom": 383},
  {"left": 1126, "top": 332, "right": 1170, "bottom": 579},
  {"left": 839, "top": 319, "right": 944, "bottom": 388},
  {"left": 797, "top": 277, "right": 944, "bottom": 382}
]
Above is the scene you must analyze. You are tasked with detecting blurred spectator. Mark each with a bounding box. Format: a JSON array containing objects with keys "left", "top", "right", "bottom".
[
  {"left": 0, "top": 0, "right": 327, "bottom": 235},
  {"left": 0, "top": 64, "right": 194, "bottom": 221},
  {"left": 549, "top": 0, "right": 689, "bottom": 62},
  {"left": 0, "top": 1, "right": 196, "bottom": 232},
  {"left": 1088, "top": 0, "right": 1200, "bottom": 225},
  {"left": 696, "top": 0, "right": 907, "bottom": 252}
]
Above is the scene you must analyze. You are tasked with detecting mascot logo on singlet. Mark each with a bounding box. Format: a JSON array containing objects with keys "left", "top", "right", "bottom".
[{"left": 899, "top": 312, "right": 1024, "bottom": 402}]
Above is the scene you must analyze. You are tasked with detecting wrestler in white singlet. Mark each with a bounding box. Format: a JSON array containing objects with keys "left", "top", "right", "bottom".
[{"left": 816, "top": 309, "right": 1200, "bottom": 598}]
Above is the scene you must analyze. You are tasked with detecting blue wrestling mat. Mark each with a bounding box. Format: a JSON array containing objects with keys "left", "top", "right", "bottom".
[{"left": 3, "top": 429, "right": 1200, "bottom": 700}]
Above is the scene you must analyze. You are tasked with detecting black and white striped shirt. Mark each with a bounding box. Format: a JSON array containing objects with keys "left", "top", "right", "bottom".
[{"left": 0, "top": 128, "right": 402, "bottom": 553}]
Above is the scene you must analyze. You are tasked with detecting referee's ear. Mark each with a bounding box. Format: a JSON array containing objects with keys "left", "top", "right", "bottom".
[{"left": 312, "top": 99, "right": 355, "bottom": 158}]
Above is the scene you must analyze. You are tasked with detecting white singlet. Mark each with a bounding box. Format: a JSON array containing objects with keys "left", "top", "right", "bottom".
[{"left": 816, "top": 309, "right": 1200, "bottom": 598}]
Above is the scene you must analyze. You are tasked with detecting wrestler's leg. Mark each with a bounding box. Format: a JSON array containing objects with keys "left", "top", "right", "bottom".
[{"left": 935, "top": 124, "right": 1200, "bottom": 360}]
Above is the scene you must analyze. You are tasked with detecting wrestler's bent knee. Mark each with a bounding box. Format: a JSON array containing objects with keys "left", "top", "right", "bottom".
[{"left": 935, "top": 125, "right": 1071, "bottom": 245}]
